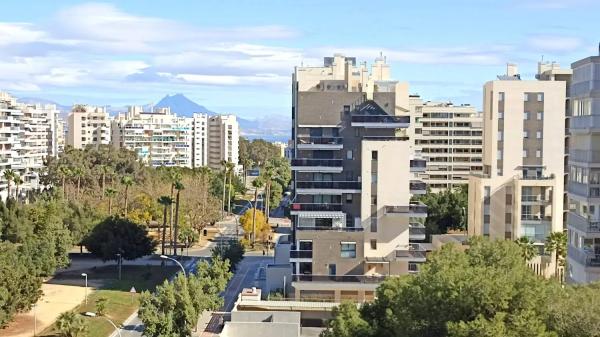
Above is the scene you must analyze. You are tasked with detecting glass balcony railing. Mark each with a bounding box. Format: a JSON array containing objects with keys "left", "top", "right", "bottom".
[
  {"left": 292, "top": 274, "right": 386, "bottom": 283},
  {"left": 295, "top": 181, "right": 361, "bottom": 190},
  {"left": 409, "top": 180, "right": 427, "bottom": 191},
  {"left": 290, "top": 203, "right": 342, "bottom": 212},
  {"left": 290, "top": 250, "right": 313, "bottom": 259},
  {"left": 385, "top": 203, "right": 428, "bottom": 215},
  {"left": 568, "top": 213, "right": 600, "bottom": 233},
  {"left": 410, "top": 159, "right": 427, "bottom": 171},
  {"left": 291, "top": 159, "right": 343, "bottom": 167},
  {"left": 295, "top": 226, "right": 364, "bottom": 232},
  {"left": 296, "top": 137, "right": 343, "bottom": 145}
]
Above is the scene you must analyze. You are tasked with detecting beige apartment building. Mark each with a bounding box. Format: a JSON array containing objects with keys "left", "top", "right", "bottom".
[
  {"left": 67, "top": 105, "right": 111, "bottom": 148},
  {"left": 0, "top": 92, "right": 60, "bottom": 201},
  {"left": 566, "top": 54, "right": 600, "bottom": 284},
  {"left": 267, "top": 54, "right": 427, "bottom": 302},
  {"left": 411, "top": 97, "right": 483, "bottom": 192},
  {"left": 468, "top": 63, "right": 569, "bottom": 277},
  {"left": 208, "top": 115, "right": 240, "bottom": 170}
]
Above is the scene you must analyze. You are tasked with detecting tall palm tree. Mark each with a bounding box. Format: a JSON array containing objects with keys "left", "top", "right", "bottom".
[
  {"left": 545, "top": 231, "right": 567, "bottom": 281},
  {"left": 173, "top": 181, "right": 184, "bottom": 256},
  {"left": 251, "top": 177, "right": 264, "bottom": 245},
  {"left": 261, "top": 165, "right": 276, "bottom": 223},
  {"left": 98, "top": 164, "right": 113, "bottom": 196},
  {"left": 13, "top": 174, "right": 23, "bottom": 202},
  {"left": 226, "top": 161, "right": 236, "bottom": 215},
  {"left": 56, "top": 311, "right": 87, "bottom": 337},
  {"left": 515, "top": 237, "right": 537, "bottom": 261},
  {"left": 72, "top": 166, "right": 85, "bottom": 196},
  {"left": 242, "top": 158, "right": 253, "bottom": 186},
  {"left": 104, "top": 188, "right": 117, "bottom": 215},
  {"left": 158, "top": 196, "right": 173, "bottom": 256},
  {"left": 3, "top": 169, "right": 16, "bottom": 200},
  {"left": 167, "top": 168, "right": 182, "bottom": 254},
  {"left": 121, "top": 175, "right": 134, "bottom": 216},
  {"left": 220, "top": 160, "right": 228, "bottom": 219},
  {"left": 58, "top": 165, "right": 71, "bottom": 199}
]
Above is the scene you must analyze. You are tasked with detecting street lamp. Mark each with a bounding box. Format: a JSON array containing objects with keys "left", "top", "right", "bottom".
[
  {"left": 81, "top": 273, "right": 88, "bottom": 305},
  {"left": 160, "top": 255, "right": 185, "bottom": 275},
  {"left": 116, "top": 253, "right": 122, "bottom": 280},
  {"left": 102, "top": 317, "right": 122, "bottom": 337}
]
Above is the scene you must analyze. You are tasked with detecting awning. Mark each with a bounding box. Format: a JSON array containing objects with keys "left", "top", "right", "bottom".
[{"left": 296, "top": 212, "right": 345, "bottom": 218}]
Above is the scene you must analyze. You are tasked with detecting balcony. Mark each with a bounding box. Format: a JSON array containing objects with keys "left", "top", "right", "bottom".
[
  {"left": 291, "top": 159, "right": 343, "bottom": 173},
  {"left": 395, "top": 243, "right": 427, "bottom": 262},
  {"left": 521, "top": 195, "right": 550, "bottom": 204},
  {"left": 409, "top": 223, "right": 427, "bottom": 241},
  {"left": 384, "top": 202, "right": 428, "bottom": 218},
  {"left": 568, "top": 245, "right": 600, "bottom": 267},
  {"left": 295, "top": 181, "right": 361, "bottom": 194},
  {"left": 296, "top": 226, "right": 364, "bottom": 232},
  {"left": 409, "top": 180, "right": 427, "bottom": 195},
  {"left": 520, "top": 215, "right": 552, "bottom": 225},
  {"left": 351, "top": 115, "right": 410, "bottom": 128},
  {"left": 296, "top": 137, "right": 343, "bottom": 150},
  {"left": 292, "top": 274, "right": 386, "bottom": 283},
  {"left": 290, "top": 250, "right": 313, "bottom": 259},
  {"left": 291, "top": 203, "right": 342, "bottom": 212},
  {"left": 410, "top": 159, "right": 427, "bottom": 172},
  {"left": 570, "top": 115, "right": 600, "bottom": 134},
  {"left": 568, "top": 213, "right": 600, "bottom": 233},
  {"left": 569, "top": 150, "right": 600, "bottom": 163}
]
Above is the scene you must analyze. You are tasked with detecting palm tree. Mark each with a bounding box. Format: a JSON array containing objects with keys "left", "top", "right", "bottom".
[
  {"left": 261, "top": 165, "right": 276, "bottom": 223},
  {"left": 167, "top": 168, "right": 182, "bottom": 254},
  {"left": 104, "top": 188, "right": 117, "bottom": 215},
  {"left": 220, "top": 160, "right": 228, "bottom": 219},
  {"left": 173, "top": 181, "right": 184, "bottom": 257},
  {"left": 242, "top": 158, "right": 253, "bottom": 186},
  {"left": 98, "top": 165, "right": 113, "bottom": 196},
  {"left": 545, "top": 231, "right": 567, "bottom": 281},
  {"left": 58, "top": 165, "right": 71, "bottom": 199},
  {"left": 515, "top": 237, "right": 537, "bottom": 261},
  {"left": 72, "top": 166, "right": 85, "bottom": 196},
  {"left": 158, "top": 196, "right": 173, "bottom": 256},
  {"left": 251, "top": 178, "right": 264, "bottom": 245},
  {"left": 56, "top": 311, "right": 87, "bottom": 337},
  {"left": 13, "top": 174, "right": 23, "bottom": 202},
  {"left": 3, "top": 169, "right": 16, "bottom": 199},
  {"left": 226, "top": 161, "right": 236, "bottom": 215},
  {"left": 121, "top": 175, "right": 134, "bottom": 216}
]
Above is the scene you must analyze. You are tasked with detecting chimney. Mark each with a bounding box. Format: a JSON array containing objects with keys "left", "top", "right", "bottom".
[{"left": 507, "top": 63, "right": 519, "bottom": 77}]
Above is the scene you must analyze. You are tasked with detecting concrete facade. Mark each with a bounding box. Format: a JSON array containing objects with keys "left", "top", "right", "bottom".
[
  {"left": 411, "top": 98, "right": 483, "bottom": 192},
  {"left": 67, "top": 105, "right": 111, "bottom": 149},
  {"left": 468, "top": 63, "right": 570, "bottom": 278},
  {"left": 270, "top": 54, "right": 427, "bottom": 301},
  {"left": 566, "top": 55, "right": 600, "bottom": 283},
  {"left": 208, "top": 114, "right": 240, "bottom": 171}
]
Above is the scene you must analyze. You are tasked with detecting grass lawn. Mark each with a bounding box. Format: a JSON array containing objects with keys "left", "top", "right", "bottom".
[{"left": 39, "top": 264, "right": 179, "bottom": 337}]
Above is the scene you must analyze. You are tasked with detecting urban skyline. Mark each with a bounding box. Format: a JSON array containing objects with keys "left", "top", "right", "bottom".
[{"left": 1, "top": 0, "right": 599, "bottom": 120}]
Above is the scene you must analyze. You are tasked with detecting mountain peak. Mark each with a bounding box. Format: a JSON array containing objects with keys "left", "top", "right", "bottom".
[{"left": 154, "top": 93, "right": 214, "bottom": 117}]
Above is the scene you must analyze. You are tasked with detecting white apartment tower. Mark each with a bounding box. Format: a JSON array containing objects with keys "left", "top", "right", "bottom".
[
  {"left": 192, "top": 113, "right": 209, "bottom": 168},
  {"left": 67, "top": 105, "right": 111, "bottom": 148},
  {"left": 0, "top": 92, "right": 60, "bottom": 200},
  {"left": 208, "top": 115, "right": 239, "bottom": 170},
  {"left": 468, "top": 63, "right": 570, "bottom": 278},
  {"left": 567, "top": 54, "right": 600, "bottom": 283},
  {"left": 411, "top": 97, "right": 483, "bottom": 192}
]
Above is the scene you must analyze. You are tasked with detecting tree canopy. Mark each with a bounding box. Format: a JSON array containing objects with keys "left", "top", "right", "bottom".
[
  {"left": 414, "top": 186, "right": 467, "bottom": 236},
  {"left": 321, "top": 237, "right": 600, "bottom": 337}
]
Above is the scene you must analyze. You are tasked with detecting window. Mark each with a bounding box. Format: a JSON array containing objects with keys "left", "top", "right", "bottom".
[
  {"left": 523, "top": 150, "right": 528, "bottom": 158},
  {"left": 524, "top": 93, "right": 529, "bottom": 102},
  {"left": 345, "top": 194, "right": 353, "bottom": 204},
  {"left": 537, "top": 112, "right": 543, "bottom": 120},
  {"left": 536, "top": 150, "right": 541, "bottom": 158},
  {"left": 343, "top": 105, "right": 350, "bottom": 113},
  {"left": 498, "top": 92, "right": 505, "bottom": 101},
  {"left": 537, "top": 93, "right": 544, "bottom": 102},
  {"left": 371, "top": 151, "right": 378, "bottom": 160},
  {"left": 524, "top": 111, "right": 530, "bottom": 120},
  {"left": 299, "top": 241, "right": 312, "bottom": 250},
  {"left": 536, "top": 131, "right": 542, "bottom": 139},
  {"left": 498, "top": 131, "right": 503, "bottom": 141},
  {"left": 523, "top": 131, "right": 529, "bottom": 139},
  {"left": 498, "top": 112, "right": 504, "bottom": 119},
  {"left": 497, "top": 150, "right": 503, "bottom": 160},
  {"left": 370, "top": 239, "right": 377, "bottom": 250},
  {"left": 346, "top": 150, "right": 353, "bottom": 159},
  {"left": 340, "top": 242, "right": 356, "bottom": 258}
]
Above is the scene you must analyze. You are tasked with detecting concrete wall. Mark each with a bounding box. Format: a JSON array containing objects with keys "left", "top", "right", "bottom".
[{"left": 221, "top": 322, "right": 299, "bottom": 337}]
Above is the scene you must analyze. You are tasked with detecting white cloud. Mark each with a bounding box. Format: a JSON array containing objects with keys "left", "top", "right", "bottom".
[
  {"left": 0, "top": 23, "right": 46, "bottom": 45},
  {"left": 527, "top": 35, "right": 583, "bottom": 53}
]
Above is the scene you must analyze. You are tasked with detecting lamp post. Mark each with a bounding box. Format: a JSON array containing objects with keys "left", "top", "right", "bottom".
[
  {"left": 160, "top": 255, "right": 185, "bottom": 275},
  {"left": 102, "top": 317, "right": 122, "bottom": 337},
  {"left": 81, "top": 273, "right": 88, "bottom": 305},
  {"left": 116, "top": 253, "right": 122, "bottom": 280}
]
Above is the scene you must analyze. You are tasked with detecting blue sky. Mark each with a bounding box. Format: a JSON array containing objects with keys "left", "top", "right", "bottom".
[{"left": 0, "top": 0, "right": 598, "bottom": 119}]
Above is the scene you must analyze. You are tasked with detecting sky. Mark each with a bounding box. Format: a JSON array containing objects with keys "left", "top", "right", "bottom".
[{"left": 0, "top": 0, "right": 598, "bottom": 119}]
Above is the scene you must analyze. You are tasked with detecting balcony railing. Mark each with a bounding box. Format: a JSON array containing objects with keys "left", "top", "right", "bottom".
[
  {"left": 410, "top": 159, "right": 427, "bottom": 171},
  {"left": 568, "top": 213, "right": 600, "bottom": 233},
  {"left": 351, "top": 115, "right": 410, "bottom": 124},
  {"left": 295, "top": 226, "right": 364, "bottom": 232},
  {"left": 409, "top": 180, "right": 427, "bottom": 191},
  {"left": 395, "top": 243, "right": 427, "bottom": 261},
  {"left": 570, "top": 115, "right": 600, "bottom": 131},
  {"left": 292, "top": 274, "right": 386, "bottom": 283},
  {"left": 409, "top": 223, "right": 427, "bottom": 240},
  {"left": 291, "top": 159, "right": 343, "bottom": 167},
  {"left": 291, "top": 203, "right": 342, "bottom": 212},
  {"left": 385, "top": 203, "right": 428, "bottom": 215},
  {"left": 521, "top": 195, "right": 548, "bottom": 202},
  {"left": 297, "top": 137, "right": 343, "bottom": 145},
  {"left": 290, "top": 250, "right": 313, "bottom": 259},
  {"left": 569, "top": 150, "right": 600, "bottom": 163},
  {"left": 296, "top": 181, "right": 361, "bottom": 190},
  {"left": 568, "top": 245, "right": 600, "bottom": 267},
  {"left": 517, "top": 174, "right": 555, "bottom": 180},
  {"left": 521, "top": 215, "right": 552, "bottom": 222}
]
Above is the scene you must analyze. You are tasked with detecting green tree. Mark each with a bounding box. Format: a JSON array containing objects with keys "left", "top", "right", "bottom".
[
  {"left": 545, "top": 231, "right": 567, "bottom": 280},
  {"left": 321, "top": 302, "right": 371, "bottom": 337},
  {"left": 13, "top": 174, "right": 23, "bottom": 202},
  {"left": 157, "top": 196, "right": 173, "bottom": 256},
  {"left": 104, "top": 188, "right": 117, "bottom": 215},
  {"left": 251, "top": 178, "right": 264, "bottom": 245},
  {"left": 56, "top": 311, "right": 88, "bottom": 337},
  {"left": 2, "top": 169, "right": 16, "bottom": 199},
  {"left": 515, "top": 236, "right": 537, "bottom": 261},
  {"left": 83, "top": 216, "right": 157, "bottom": 262},
  {"left": 95, "top": 296, "right": 108, "bottom": 316},
  {"left": 120, "top": 176, "right": 135, "bottom": 216},
  {"left": 211, "top": 240, "right": 245, "bottom": 272},
  {"left": 414, "top": 186, "right": 467, "bottom": 235},
  {"left": 173, "top": 181, "right": 184, "bottom": 256},
  {"left": 546, "top": 283, "right": 600, "bottom": 337}
]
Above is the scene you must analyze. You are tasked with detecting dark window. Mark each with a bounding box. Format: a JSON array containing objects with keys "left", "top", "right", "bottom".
[
  {"left": 309, "top": 128, "right": 323, "bottom": 137},
  {"left": 343, "top": 105, "right": 350, "bottom": 113},
  {"left": 370, "top": 239, "right": 377, "bottom": 250},
  {"left": 372, "top": 151, "right": 378, "bottom": 160}
]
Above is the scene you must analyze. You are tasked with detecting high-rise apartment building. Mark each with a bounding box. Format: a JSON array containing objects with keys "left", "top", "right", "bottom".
[
  {"left": 411, "top": 97, "right": 483, "bottom": 192},
  {"left": 269, "top": 54, "right": 427, "bottom": 302},
  {"left": 208, "top": 115, "right": 239, "bottom": 170},
  {"left": 67, "top": 105, "right": 111, "bottom": 148},
  {"left": 468, "top": 63, "right": 569, "bottom": 277},
  {"left": 192, "top": 113, "right": 209, "bottom": 168},
  {"left": 111, "top": 106, "right": 196, "bottom": 167},
  {"left": 566, "top": 54, "right": 600, "bottom": 283},
  {"left": 0, "top": 92, "right": 59, "bottom": 200}
]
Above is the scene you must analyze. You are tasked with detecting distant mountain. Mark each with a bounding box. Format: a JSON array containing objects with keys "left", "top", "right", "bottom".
[
  {"left": 18, "top": 97, "right": 71, "bottom": 118},
  {"left": 154, "top": 93, "right": 215, "bottom": 116}
]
